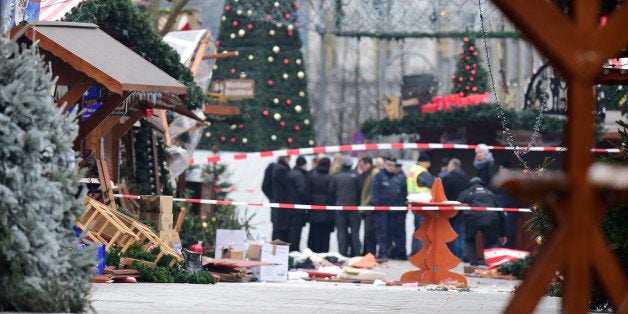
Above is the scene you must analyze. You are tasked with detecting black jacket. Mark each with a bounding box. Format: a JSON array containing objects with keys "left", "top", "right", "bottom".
[
  {"left": 306, "top": 162, "right": 334, "bottom": 223},
  {"left": 271, "top": 159, "right": 298, "bottom": 230},
  {"left": 457, "top": 182, "right": 505, "bottom": 235},
  {"left": 328, "top": 167, "right": 360, "bottom": 206},
  {"left": 442, "top": 168, "right": 470, "bottom": 201}
]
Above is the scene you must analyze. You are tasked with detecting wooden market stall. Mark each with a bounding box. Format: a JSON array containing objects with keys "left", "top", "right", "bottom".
[{"left": 9, "top": 21, "right": 201, "bottom": 183}]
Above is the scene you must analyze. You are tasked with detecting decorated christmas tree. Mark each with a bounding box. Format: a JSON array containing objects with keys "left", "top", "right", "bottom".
[
  {"left": 200, "top": 0, "right": 315, "bottom": 152},
  {"left": 0, "top": 39, "right": 92, "bottom": 311},
  {"left": 451, "top": 37, "right": 489, "bottom": 96}
]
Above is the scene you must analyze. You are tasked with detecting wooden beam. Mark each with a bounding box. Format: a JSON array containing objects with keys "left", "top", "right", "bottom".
[
  {"left": 190, "top": 31, "right": 212, "bottom": 77},
  {"left": 202, "top": 51, "right": 239, "bottom": 60},
  {"left": 204, "top": 104, "right": 240, "bottom": 116},
  {"left": 77, "top": 93, "right": 127, "bottom": 143},
  {"left": 58, "top": 76, "right": 96, "bottom": 112},
  {"left": 112, "top": 109, "right": 143, "bottom": 142}
]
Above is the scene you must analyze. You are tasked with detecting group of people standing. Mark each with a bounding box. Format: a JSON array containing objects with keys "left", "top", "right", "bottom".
[{"left": 262, "top": 144, "right": 521, "bottom": 265}]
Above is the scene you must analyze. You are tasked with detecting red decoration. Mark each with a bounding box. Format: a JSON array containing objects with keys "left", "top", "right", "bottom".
[
  {"left": 469, "top": 46, "right": 474, "bottom": 51},
  {"left": 293, "top": 1, "right": 299, "bottom": 8},
  {"left": 225, "top": 5, "right": 231, "bottom": 11},
  {"left": 459, "top": 49, "right": 464, "bottom": 55},
  {"left": 263, "top": 110, "right": 269, "bottom": 116},
  {"left": 230, "top": 137, "right": 236, "bottom": 143},
  {"left": 280, "top": 121, "right": 286, "bottom": 127},
  {"left": 266, "top": 14, "right": 271, "bottom": 19},
  {"left": 465, "top": 56, "right": 470, "bottom": 61},
  {"left": 230, "top": 68, "right": 236, "bottom": 74},
  {"left": 220, "top": 136, "right": 226, "bottom": 142},
  {"left": 451, "top": 75, "right": 456, "bottom": 80},
  {"left": 463, "top": 37, "right": 469, "bottom": 42},
  {"left": 285, "top": 99, "right": 292, "bottom": 105},
  {"left": 465, "top": 86, "right": 470, "bottom": 90},
  {"left": 247, "top": 23, "right": 253, "bottom": 30},
  {"left": 472, "top": 87, "right": 478, "bottom": 92},
  {"left": 471, "top": 70, "right": 476, "bottom": 75},
  {"left": 465, "top": 65, "right": 470, "bottom": 70},
  {"left": 294, "top": 125, "right": 300, "bottom": 131},
  {"left": 473, "top": 52, "right": 478, "bottom": 56},
  {"left": 142, "top": 108, "right": 153, "bottom": 117},
  {"left": 287, "top": 137, "right": 293, "bottom": 143},
  {"left": 190, "top": 242, "right": 203, "bottom": 254},
  {"left": 458, "top": 77, "right": 463, "bottom": 82},
  {"left": 469, "top": 77, "right": 474, "bottom": 81},
  {"left": 267, "top": 80, "right": 274, "bottom": 86},
  {"left": 283, "top": 58, "right": 289, "bottom": 65},
  {"left": 216, "top": 40, "right": 220, "bottom": 46},
  {"left": 287, "top": 30, "right": 293, "bottom": 36},
  {"left": 232, "top": 21, "right": 238, "bottom": 27},
  {"left": 472, "top": 63, "right": 477, "bottom": 68},
  {"left": 238, "top": 124, "right": 245, "bottom": 129},
  {"left": 285, "top": 13, "right": 291, "bottom": 19}
]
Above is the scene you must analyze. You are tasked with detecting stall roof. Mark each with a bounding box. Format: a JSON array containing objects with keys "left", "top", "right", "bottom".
[{"left": 11, "top": 21, "right": 188, "bottom": 95}]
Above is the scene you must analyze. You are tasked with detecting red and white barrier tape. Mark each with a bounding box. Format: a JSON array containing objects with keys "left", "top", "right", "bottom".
[
  {"left": 190, "top": 143, "right": 620, "bottom": 165},
  {"left": 214, "top": 187, "right": 256, "bottom": 193},
  {"left": 113, "top": 194, "right": 531, "bottom": 212}
]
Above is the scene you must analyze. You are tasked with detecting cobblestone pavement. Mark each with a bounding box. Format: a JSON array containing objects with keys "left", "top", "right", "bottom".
[{"left": 89, "top": 261, "right": 561, "bottom": 313}]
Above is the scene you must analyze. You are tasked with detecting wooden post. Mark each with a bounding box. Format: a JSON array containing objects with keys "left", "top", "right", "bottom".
[{"left": 489, "top": 0, "right": 628, "bottom": 312}]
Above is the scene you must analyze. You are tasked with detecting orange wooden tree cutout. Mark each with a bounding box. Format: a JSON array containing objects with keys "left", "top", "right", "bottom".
[
  {"left": 489, "top": 0, "right": 628, "bottom": 312},
  {"left": 401, "top": 178, "right": 467, "bottom": 286}
]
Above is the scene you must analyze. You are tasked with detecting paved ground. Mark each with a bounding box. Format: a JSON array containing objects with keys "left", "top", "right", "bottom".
[{"left": 89, "top": 261, "right": 562, "bottom": 313}]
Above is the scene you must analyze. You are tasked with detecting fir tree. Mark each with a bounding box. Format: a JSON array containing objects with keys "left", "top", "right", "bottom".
[
  {"left": 0, "top": 38, "right": 93, "bottom": 311},
  {"left": 200, "top": 0, "right": 316, "bottom": 152},
  {"left": 451, "top": 37, "right": 489, "bottom": 96}
]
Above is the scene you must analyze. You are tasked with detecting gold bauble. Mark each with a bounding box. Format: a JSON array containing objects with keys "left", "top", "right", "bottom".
[
  {"left": 295, "top": 59, "right": 302, "bottom": 65},
  {"left": 271, "top": 135, "right": 277, "bottom": 141},
  {"left": 242, "top": 138, "right": 248, "bottom": 143},
  {"left": 295, "top": 105, "right": 302, "bottom": 113},
  {"left": 238, "top": 29, "right": 245, "bottom": 37},
  {"left": 221, "top": 16, "right": 226, "bottom": 21},
  {"left": 205, "top": 132, "right": 211, "bottom": 138},
  {"left": 230, "top": 124, "right": 237, "bottom": 130},
  {"left": 273, "top": 98, "right": 279, "bottom": 104},
  {"left": 248, "top": 54, "right": 254, "bottom": 60},
  {"left": 267, "top": 56, "right": 274, "bottom": 63},
  {"left": 309, "top": 140, "right": 314, "bottom": 146},
  {"left": 274, "top": 1, "right": 279, "bottom": 7},
  {"left": 283, "top": 73, "right": 289, "bottom": 79},
  {"left": 239, "top": 72, "right": 247, "bottom": 78},
  {"left": 273, "top": 113, "right": 281, "bottom": 121},
  {"left": 229, "top": 33, "right": 236, "bottom": 39},
  {"left": 272, "top": 46, "right": 280, "bottom": 53},
  {"left": 236, "top": 9, "right": 242, "bottom": 15},
  {"left": 304, "top": 119, "right": 310, "bottom": 125},
  {"left": 288, "top": 24, "right": 294, "bottom": 31},
  {"left": 297, "top": 71, "right": 305, "bottom": 79},
  {"left": 269, "top": 29, "right": 275, "bottom": 36},
  {"left": 299, "top": 91, "right": 305, "bottom": 97}
]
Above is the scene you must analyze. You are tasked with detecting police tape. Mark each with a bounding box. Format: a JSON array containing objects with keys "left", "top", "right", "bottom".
[
  {"left": 113, "top": 194, "right": 531, "bottom": 212},
  {"left": 214, "top": 187, "right": 256, "bottom": 193},
  {"left": 189, "top": 142, "right": 620, "bottom": 165}
]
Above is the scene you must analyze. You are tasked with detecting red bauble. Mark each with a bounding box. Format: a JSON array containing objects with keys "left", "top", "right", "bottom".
[
  {"left": 285, "top": 99, "right": 292, "bottom": 105},
  {"left": 280, "top": 121, "right": 286, "bottom": 127},
  {"left": 266, "top": 14, "right": 271, "bottom": 19},
  {"left": 465, "top": 65, "right": 470, "bottom": 70},
  {"left": 190, "top": 242, "right": 203, "bottom": 254},
  {"left": 247, "top": 23, "right": 253, "bottom": 30},
  {"left": 469, "top": 77, "right": 474, "bottom": 81},
  {"left": 294, "top": 125, "right": 300, "bottom": 131},
  {"left": 220, "top": 136, "right": 226, "bottom": 142},
  {"left": 263, "top": 110, "right": 269, "bottom": 116},
  {"left": 458, "top": 77, "right": 463, "bottom": 82},
  {"left": 216, "top": 40, "right": 221, "bottom": 46},
  {"left": 463, "top": 37, "right": 469, "bottom": 42},
  {"left": 459, "top": 49, "right": 464, "bottom": 55},
  {"left": 465, "top": 86, "right": 470, "bottom": 90},
  {"left": 284, "top": 13, "right": 291, "bottom": 19},
  {"left": 230, "top": 68, "right": 236, "bottom": 74},
  {"left": 225, "top": 5, "right": 231, "bottom": 11},
  {"left": 283, "top": 58, "right": 289, "bottom": 65},
  {"left": 459, "top": 92, "right": 465, "bottom": 97},
  {"left": 469, "top": 46, "right": 474, "bottom": 51},
  {"left": 451, "top": 75, "right": 456, "bottom": 80},
  {"left": 287, "top": 30, "right": 293, "bottom": 36},
  {"left": 287, "top": 137, "right": 293, "bottom": 143},
  {"left": 472, "top": 63, "right": 477, "bottom": 68},
  {"left": 471, "top": 70, "right": 476, "bottom": 75},
  {"left": 473, "top": 52, "right": 478, "bottom": 56},
  {"left": 230, "top": 137, "right": 236, "bottom": 143},
  {"left": 232, "top": 21, "right": 238, "bottom": 27},
  {"left": 465, "top": 56, "right": 470, "bottom": 61},
  {"left": 238, "top": 124, "right": 245, "bottom": 129},
  {"left": 472, "top": 87, "right": 478, "bottom": 92},
  {"left": 293, "top": 1, "right": 299, "bottom": 8},
  {"left": 142, "top": 108, "right": 153, "bottom": 117},
  {"left": 268, "top": 80, "right": 274, "bottom": 86}
]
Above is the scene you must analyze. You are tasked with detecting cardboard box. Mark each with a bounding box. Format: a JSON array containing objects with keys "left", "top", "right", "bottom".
[
  {"left": 215, "top": 229, "right": 246, "bottom": 259},
  {"left": 140, "top": 195, "right": 173, "bottom": 213},
  {"left": 222, "top": 247, "right": 244, "bottom": 260},
  {"left": 140, "top": 212, "right": 173, "bottom": 231},
  {"left": 246, "top": 243, "right": 289, "bottom": 282}
]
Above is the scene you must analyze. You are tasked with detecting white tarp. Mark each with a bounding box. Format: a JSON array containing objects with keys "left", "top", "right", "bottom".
[{"left": 39, "top": 0, "right": 84, "bottom": 21}]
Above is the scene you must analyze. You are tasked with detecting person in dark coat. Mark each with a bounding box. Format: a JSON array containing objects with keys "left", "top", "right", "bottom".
[
  {"left": 442, "top": 158, "right": 470, "bottom": 260},
  {"left": 271, "top": 155, "right": 297, "bottom": 243},
  {"left": 473, "top": 144, "right": 496, "bottom": 186},
  {"left": 305, "top": 157, "right": 334, "bottom": 253},
  {"left": 288, "top": 156, "right": 309, "bottom": 252},
  {"left": 495, "top": 160, "right": 523, "bottom": 249},
  {"left": 371, "top": 157, "right": 407, "bottom": 259},
  {"left": 358, "top": 155, "right": 378, "bottom": 256},
  {"left": 328, "top": 156, "right": 361, "bottom": 257},
  {"left": 457, "top": 177, "right": 506, "bottom": 266}
]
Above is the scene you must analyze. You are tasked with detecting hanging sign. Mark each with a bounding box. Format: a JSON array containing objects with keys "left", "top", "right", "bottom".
[{"left": 210, "top": 79, "right": 255, "bottom": 100}]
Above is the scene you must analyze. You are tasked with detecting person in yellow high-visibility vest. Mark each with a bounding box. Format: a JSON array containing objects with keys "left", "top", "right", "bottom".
[{"left": 407, "top": 154, "right": 435, "bottom": 255}]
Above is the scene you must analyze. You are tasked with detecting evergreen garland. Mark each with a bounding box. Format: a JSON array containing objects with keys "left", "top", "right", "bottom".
[
  {"left": 360, "top": 103, "right": 566, "bottom": 139},
  {"left": 0, "top": 38, "right": 92, "bottom": 311},
  {"left": 451, "top": 37, "right": 489, "bottom": 96},
  {"left": 133, "top": 123, "right": 157, "bottom": 195}
]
